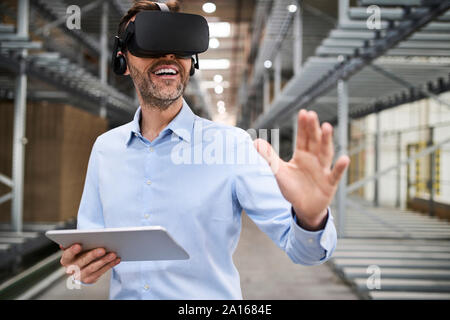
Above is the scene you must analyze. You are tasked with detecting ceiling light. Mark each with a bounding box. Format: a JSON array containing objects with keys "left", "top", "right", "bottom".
[
  {"left": 202, "top": 2, "right": 216, "bottom": 14},
  {"left": 209, "top": 38, "right": 220, "bottom": 49},
  {"left": 287, "top": 4, "right": 297, "bottom": 13},
  {"left": 215, "top": 85, "right": 224, "bottom": 94},
  {"left": 264, "top": 60, "right": 272, "bottom": 69},
  {"left": 214, "top": 74, "right": 223, "bottom": 83}
]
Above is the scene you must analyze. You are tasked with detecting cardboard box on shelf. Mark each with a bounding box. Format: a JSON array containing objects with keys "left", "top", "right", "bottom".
[{"left": 0, "top": 101, "right": 108, "bottom": 224}]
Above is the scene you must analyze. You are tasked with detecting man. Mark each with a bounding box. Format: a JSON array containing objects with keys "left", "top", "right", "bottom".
[{"left": 60, "top": 1, "right": 350, "bottom": 300}]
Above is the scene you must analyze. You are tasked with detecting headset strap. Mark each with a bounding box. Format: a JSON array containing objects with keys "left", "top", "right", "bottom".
[{"left": 154, "top": 2, "right": 170, "bottom": 12}]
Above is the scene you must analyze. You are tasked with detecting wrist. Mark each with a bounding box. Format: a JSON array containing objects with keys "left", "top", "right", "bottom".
[{"left": 293, "top": 207, "right": 328, "bottom": 231}]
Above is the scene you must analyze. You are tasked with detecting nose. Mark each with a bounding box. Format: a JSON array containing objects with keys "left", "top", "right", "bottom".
[{"left": 164, "top": 54, "right": 176, "bottom": 59}]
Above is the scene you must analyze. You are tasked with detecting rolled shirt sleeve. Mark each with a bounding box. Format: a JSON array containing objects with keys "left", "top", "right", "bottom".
[
  {"left": 287, "top": 207, "right": 337, "bottom": 265},
  {"left": 233, "top": 130, "right": 337, "bottom": 266}
]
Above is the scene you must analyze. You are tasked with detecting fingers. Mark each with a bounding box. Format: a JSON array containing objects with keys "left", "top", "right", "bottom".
[
  {"left": 60, "top": 244, "right": 82, "bottom": 266},
  {"left": 296, "top": 110, "right": 334, "bottom": 168},
  {"left": 253, "top": 138, "right": 283, "bottom": 175},
  {"left": 296, "top": 110, "right": 308, "bottom": 151},
  {"left": 59, "top": 244, "right": 120, "bottom": 285},
  {"left": 329, "top": 155, "right": 350, "bottom": 186},
  {"left": 306, "top": 111, "right": 322, "bottom": 156},
  {"left": 295, "top": 110, "right": 322, "bottom": 154},
  {"left": 79, "top": 252, "right": 120, "bottom": 284},
  {"left": 76, "top": 248, "right": 107, "bottom": 269},
  {"left": 320, "top": 122, "right": 334, "bottom": 168},
  {"left": 82, "top": 258, "right": 121, "bottom": 284}
]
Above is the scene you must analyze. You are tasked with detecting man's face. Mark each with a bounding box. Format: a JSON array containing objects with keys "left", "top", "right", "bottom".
[
  {"left": 122, "top": 14, "right": 192, "bottom": 110},
  {"left": 125, "top": 52, "right": 192, "bottom": 110}
]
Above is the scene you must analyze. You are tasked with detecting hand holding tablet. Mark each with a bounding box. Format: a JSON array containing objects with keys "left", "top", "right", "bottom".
[{"left": 46, "top": 226, "right": 189, "bottom": 284}]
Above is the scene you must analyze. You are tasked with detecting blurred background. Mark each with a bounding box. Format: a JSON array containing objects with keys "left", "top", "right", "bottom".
[{"left": 0, "top": 0, "right": 450, "bottom": 300}]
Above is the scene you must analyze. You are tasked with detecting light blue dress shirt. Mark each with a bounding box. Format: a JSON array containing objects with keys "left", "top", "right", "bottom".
[{"left": 77, "top": 98, "right": 337, "bottom": 300}]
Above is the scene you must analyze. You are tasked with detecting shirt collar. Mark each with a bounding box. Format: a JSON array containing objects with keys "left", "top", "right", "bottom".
[{"left": 126, "top": 99, "right": 195, "bottom": 146}]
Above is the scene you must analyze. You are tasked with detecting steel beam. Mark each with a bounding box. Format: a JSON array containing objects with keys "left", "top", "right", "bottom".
[
  {"left": 369, "top": 64, "right": 450, "bottom": 109},
  {"left": 0, "top": 173, "right": 13, "bottom": 188},
  {"left": 274, "top": 53, "right": 281, "bottom": 98},
  {"left": 396, "top": 131, "right": 401, "bottom": 208},
  {"left": 0, "top": 51, "right": 135, "bottom": 121},
  {"left": 428, "top": 127, "right": 435, "bottom": 217},
  {"left": 350, "top": 7, "right": 450, "bottom": 22},
  {"left": 317, "top": 46, "right": 450, "bottom": 56},
  {"left": 0, "top": 193, "right": 13, "bottom": 206},
  {"left": 337, "top": 79, "right": 349, "bottom": 238},
  {"left": 252, "top": 1, "right": 450, "bottom": 129},
  {"left": 339, "top": 0, "right": 350, "bottom": 25},
  {"left": 359, "top": 0, "right": 443, "bottom": 6},
  {"left": 374, "top": 111, "right": 380, "bottom": 207},
  {"left": 11, "top": 0, "right": 29, "bottom": 233},
  {"left": 293, "top": 1, "right": 302, "bottom": 75},
  {"left": 263, "top": 71, "right": 270, "bottom": 113},
  {"left": 99, "top": 0, "right": 108, "bottom": 119}
]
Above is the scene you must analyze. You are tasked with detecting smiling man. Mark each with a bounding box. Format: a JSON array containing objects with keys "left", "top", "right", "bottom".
[{"left": 59, "top": 1, "right": 350, "bottom": 300}]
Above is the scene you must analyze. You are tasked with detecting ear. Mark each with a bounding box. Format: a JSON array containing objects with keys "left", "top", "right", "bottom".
[
  {"left": 118, "top": 51, "right": 130, "bottom": 76},
  {"left": 189, "top": 57, "right": 195, "bottom": 76}
]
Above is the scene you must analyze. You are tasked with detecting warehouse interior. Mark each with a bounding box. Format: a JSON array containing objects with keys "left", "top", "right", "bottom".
[{"left": 1, "top": 0, "right": 450, "bottom": 300}]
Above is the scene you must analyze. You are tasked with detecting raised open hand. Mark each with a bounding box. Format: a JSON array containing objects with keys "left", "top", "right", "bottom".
[{"left": 254, "top": 109, "right": 350, "bottom": 230}]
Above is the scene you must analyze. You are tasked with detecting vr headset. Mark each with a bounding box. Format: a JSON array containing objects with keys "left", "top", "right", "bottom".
[{"left": 112, "top": 2, "right": 209, "bottom": 76}]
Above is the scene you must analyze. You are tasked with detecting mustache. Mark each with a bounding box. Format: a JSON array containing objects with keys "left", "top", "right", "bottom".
[{"left": 149, "top": 59, "right": 184, "bottom": 76}]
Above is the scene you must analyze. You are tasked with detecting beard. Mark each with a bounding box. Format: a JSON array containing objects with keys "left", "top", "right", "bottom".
[{"left": 128, "top": 59, "right": 189, "bottom": 111}]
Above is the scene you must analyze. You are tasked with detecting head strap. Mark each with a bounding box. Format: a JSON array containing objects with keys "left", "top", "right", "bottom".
[{"left": 154, "top": 2, "right": 170, "bottom": 12}]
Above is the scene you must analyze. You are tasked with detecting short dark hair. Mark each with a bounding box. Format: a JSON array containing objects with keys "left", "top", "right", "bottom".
[{"left": 117, "top": 1, "right": 180, "bottom": 39}]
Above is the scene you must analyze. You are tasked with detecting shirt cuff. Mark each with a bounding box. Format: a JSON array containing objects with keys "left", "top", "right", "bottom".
[{"left": 290, "top": 207, "right": 337, "bottom": 262}]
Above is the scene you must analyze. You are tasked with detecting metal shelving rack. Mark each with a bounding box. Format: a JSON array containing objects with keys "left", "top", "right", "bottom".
[
  {"left": 239, "top": 0, "right": 450, "bottom": 299},
  {"left": 0, "top": 0, "right": 214, "bottom": 238}
]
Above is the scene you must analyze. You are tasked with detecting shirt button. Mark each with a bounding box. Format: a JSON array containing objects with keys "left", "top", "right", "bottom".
[
  {"left": 146, "top": 180, "right": 152, "bottom": 185},
  {"left": 144, "top": 214, "right": 150, "bottom": 219},
  {"left": 134, "top": 133, "right": 138, "bottom": 137},
  {"left": 308, "top": 238, "right": 314, "bottom": 244},
  {"left": 149, "top": 147, "right": 154, "bottom": 152},
  {"left": 144, "top": 284, "right": 150, "bottom": 291}
]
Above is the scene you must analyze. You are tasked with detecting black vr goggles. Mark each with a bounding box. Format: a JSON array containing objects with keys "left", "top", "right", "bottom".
[{"left": 112, "top": 4, "right": 209, "bottom": 76}]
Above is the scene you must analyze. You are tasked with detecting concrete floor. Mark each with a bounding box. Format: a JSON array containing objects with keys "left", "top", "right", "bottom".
[{"left": 37, "top": 213, "right": 358, "bottom": 300}]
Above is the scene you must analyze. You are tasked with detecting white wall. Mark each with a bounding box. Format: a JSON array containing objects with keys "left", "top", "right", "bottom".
[{"left": 353, "top": 92, "right": 450, "bottom": 208}]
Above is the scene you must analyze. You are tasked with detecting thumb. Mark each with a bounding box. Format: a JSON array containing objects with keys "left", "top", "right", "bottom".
[{"left": 253, "top": 138, "right": 282, "bottom": 175}]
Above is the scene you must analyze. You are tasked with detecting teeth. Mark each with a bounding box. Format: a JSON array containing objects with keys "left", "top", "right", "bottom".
[{"left": 154, "top": 68, "right": 177, "bottom": 75}]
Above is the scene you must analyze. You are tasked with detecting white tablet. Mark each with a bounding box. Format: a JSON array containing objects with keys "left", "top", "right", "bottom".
[{"left": 45, "top": 226, "right": 189, "bottom": 262}]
